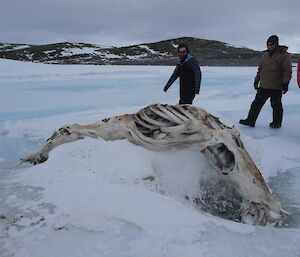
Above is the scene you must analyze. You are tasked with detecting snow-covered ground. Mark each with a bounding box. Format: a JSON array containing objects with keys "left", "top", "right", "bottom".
[{"left": 0, "top": 59, "right": 300, "bottom": 257}]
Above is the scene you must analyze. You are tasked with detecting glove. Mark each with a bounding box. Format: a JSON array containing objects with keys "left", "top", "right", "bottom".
[
  {"left": 253, "top": 80, "right": 259, "bottom": 90},
  {"left": 282, "top": 83, "right": 288, "bottom": 94},
  {"left": 163, "top": 85, "right": 168, "bottom": 92}
]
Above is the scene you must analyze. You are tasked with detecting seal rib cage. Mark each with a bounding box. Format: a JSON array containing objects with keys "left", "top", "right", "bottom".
[
  {"left": 133, "top": 114, "right": 159, "bottom": 130},
  {"left": 155, "top": 106, "right": 184, "bottom": 125},
  {"left": 172, "top": 105, "right": 190, "bottom": 118},
  {"left": 139, "top": 110, "right": 173, "bottom": 127},
  {"left": 164, "top": 105, "right": 189, "bottom": 122},
  {"left": 174, "top": 105, "right": 197, "bottom": 120},
  {"left": 148, "top": 105, "right": 173, "bottom": 122},
  {"left": 134, "top": 122, "right": 154, "bottom": 137},
  {"left": 128, "top": 129, "right": 154, "bottom": 146}
]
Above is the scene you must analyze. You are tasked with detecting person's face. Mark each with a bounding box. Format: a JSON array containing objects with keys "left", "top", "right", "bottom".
[
  {"left": 178, "top": 47, "right": 188, "bottom": 59},
  {"left": 267, "top": 42, "right": 276, "bottom": 52}
]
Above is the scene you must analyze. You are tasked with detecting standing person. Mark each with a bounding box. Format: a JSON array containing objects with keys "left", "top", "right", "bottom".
[
  {"left": 297, "top": 57, "right": 300, "bottom": 88},
  {"left": 164, "top": 44, "right": 201, "bottom": 104},
  {"left": 239, "top": 35, "right": 292, "bottom": 128}
]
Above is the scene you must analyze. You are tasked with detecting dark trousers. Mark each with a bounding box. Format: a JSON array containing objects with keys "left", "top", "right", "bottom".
[
  {"left": 179, "top": 94, "right": 195, "bottom": 105},
  {"left": 247, "top": 88, "right": 283, "bottom": 125},
  {"left": 179, "top": 80, "right": 195, "bottom": 105}
]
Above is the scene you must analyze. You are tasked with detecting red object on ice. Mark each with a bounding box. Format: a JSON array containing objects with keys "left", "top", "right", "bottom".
[{"left": 297, "top": 58, "right": 300, "bottom": 88}]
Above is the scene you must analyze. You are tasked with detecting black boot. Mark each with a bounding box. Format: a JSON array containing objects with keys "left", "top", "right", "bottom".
[
  {"left": 239, "top": 119, "right": 255, "bottom": 127},
  {"left": 269, "top": 122, "right": 281, "bottom": 128}
]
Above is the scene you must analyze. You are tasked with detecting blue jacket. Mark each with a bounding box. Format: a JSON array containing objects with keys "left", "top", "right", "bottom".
[{"left": 165, "top": 55, "right": 201, "bottom": 94}]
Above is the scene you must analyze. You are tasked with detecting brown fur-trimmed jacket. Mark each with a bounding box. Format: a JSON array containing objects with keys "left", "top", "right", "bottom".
[{"left": 255, "top": 46, "right": 292, "bottom": 90}]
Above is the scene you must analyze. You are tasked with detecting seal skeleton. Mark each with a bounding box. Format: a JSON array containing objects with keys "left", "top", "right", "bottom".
[{"left": 21, "top": 104, "right": 286, "bottom": 225}]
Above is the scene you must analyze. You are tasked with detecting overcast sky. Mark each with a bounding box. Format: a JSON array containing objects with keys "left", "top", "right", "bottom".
[{"left": 1, "top": 0, "right": 300, "bottom": 53}]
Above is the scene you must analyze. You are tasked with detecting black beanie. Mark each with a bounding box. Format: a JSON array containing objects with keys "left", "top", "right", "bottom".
[{"left": 267, "top": 35, "right": 279, "bottom": 46}]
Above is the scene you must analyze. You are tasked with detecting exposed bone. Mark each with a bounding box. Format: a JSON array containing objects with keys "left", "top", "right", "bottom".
[
  {"left": 139, "top": 109, "right": 174, "bottom": 127},
  {"left": 133, "top": 113, "right": 159, "bottom": 130},
  {"left": 20, "top": 104, "right": 287, "bottom": 225},
  {"left": 148, "top": 105, "right": 174, "bottom": 122},
  {"left": 164, "top": 105, "right": 189, "bottom": 122},
  {"left": 174, "top": 105, "right": 197, "bottom": 120},
  {"left": 154, "top": 105, "right": 185, "bottom": 124}
]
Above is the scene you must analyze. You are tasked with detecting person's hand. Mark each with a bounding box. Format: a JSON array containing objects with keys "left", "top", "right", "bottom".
[
  {"left": 163, "top": 85, "right": 168, "bottom": 92},
  {"left": 253, "top": 80, "right": 259, "bottom": 90},
  {"left": 282, "top": 83, "right": 289, "bottom": 94}
]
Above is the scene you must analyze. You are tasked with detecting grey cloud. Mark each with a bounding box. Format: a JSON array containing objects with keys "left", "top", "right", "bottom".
[{"left": 1, "top": 0, "right": 299, "bottom": 52}]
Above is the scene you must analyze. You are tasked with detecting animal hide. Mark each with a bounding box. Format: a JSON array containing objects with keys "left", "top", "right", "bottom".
[{"left": 21, "top": 104, "right": 286, "bottom": 225}]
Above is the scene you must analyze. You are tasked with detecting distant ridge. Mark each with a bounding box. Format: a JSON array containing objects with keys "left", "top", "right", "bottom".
[{"left": 0, "top": 37, "right": 299, "bottom": 66}]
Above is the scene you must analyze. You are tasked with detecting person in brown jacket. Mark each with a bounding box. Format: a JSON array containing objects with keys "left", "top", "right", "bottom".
[{"left": 239, "top": 35, "right": 292, "bottom": 128}]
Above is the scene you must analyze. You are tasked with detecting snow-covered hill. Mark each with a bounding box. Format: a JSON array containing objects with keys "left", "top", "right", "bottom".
[
  {"left": 2, "top": 37, "right": 299, "bottom": 66},
  {"left": 0, "top": 37, "right": 269, "bottom": 66}
]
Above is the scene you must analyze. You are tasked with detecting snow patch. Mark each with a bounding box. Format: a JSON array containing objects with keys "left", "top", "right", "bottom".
[{"left": 139, "top": 45, "right": 158, "bottom": 54}]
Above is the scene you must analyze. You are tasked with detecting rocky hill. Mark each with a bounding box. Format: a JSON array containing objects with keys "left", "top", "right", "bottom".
[{"left": 0, "top": 37, "right": 299, "bottom": 66}]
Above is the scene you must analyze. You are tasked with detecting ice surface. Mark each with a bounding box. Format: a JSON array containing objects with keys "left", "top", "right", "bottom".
[{"left": 1, "top": 59, "right": 300, "bottom": 256}]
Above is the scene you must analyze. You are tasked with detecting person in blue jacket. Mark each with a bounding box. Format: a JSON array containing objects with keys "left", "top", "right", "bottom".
[{"left": 164, "top": 44, "right": 201, "bottom": 104}]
